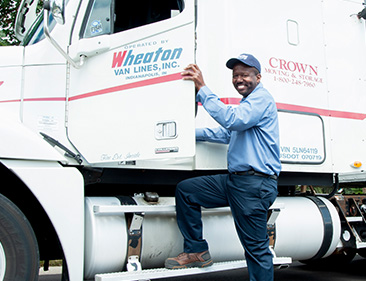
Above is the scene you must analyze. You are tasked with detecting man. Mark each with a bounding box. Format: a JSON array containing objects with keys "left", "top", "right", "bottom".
[{"left": 165, "top": 53, "right": 281, "bottom": 281}]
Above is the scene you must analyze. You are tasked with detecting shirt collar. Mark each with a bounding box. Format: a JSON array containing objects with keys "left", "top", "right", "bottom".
[{"left": 240, "top": 82, "right": 263, "bottom": 102}]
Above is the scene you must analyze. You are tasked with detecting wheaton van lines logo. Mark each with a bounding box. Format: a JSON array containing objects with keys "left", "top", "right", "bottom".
[{"left": 111, "top": 47, "right": 183, "bottom": 80}]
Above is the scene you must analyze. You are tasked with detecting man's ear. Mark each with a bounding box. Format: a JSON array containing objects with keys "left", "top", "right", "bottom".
[{"left": 256, "top": 73, "right": 262, "bottom": 83}]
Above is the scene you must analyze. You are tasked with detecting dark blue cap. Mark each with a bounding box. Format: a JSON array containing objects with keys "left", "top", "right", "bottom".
[{"left": 226, "top": 53, "right": 261, "bottom": 73}]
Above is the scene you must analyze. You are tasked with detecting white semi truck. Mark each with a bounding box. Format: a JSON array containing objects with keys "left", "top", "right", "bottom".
[{"left": 1, "top": 0, "right": 366, "bottom": 280}]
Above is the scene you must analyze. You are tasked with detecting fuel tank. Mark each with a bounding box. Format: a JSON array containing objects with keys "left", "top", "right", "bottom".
[{"left": 84, "top": 196, "right": 341, "bottom": 279}]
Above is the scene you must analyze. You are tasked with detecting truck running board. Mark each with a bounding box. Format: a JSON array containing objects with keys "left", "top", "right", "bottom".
[
  {"left": 95, "top": 257, "right": 292, "bottom": 281},
  {"left": 92, "top": 198, "right": 285, "bottom": 215}
]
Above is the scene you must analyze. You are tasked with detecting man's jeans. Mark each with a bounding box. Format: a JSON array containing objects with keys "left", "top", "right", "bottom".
[{"left": 175, "top": 173, "right": 278, "bottom": 281}]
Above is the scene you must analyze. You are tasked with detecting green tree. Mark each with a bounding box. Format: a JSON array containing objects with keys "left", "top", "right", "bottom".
[{"left": 0, "top": 0, "right": 21, "bottom": 46}]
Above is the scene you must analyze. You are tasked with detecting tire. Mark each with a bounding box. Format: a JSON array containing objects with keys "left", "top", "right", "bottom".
[{"left": 0, "top": 193, "right": 39, "bottom": 281}]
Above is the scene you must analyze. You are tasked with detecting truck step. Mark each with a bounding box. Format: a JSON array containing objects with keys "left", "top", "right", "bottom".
[
  {"left": 356, "top": 241, "right": 366, "bottom": 249},
  {"left": 346, "top": 216, "right": 364, "bottom": 223},
  {"left": 95, "top": 257, "right": 292, "bottom": 281},
  {"left": 93, "top": 201, "right": 285, "bottom": 215}
]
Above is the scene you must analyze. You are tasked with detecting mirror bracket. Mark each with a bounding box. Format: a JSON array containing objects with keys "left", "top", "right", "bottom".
[{"left": 43, "top": 1, "right": 85, "bottom": 68}]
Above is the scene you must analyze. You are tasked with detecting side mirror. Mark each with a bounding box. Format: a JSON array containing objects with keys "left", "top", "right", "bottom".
[
  {"left": 44, "top": 0, "right": 65, "bottom": 25},
  {"left": 43, "top": 0, "right": 85, "bottom": 68}
]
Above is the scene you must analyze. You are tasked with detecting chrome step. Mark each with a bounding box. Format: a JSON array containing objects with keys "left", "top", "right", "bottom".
[
  {"left": 346, "top": 216, "right": 364, "bottom": 223},
  {"left": 95, "top": 257, "right": 292, "bottom": 281},
  {"left": 93, "top": 200, "right": 285, "bottom": 215}
]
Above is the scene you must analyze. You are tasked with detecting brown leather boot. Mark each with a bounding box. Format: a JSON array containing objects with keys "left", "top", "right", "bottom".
[{"left": 165, "top": 250, "right": 213, "bottom": 269}]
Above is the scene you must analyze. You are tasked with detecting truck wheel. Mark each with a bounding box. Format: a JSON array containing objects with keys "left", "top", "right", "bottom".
[{"left": 0, "top": 194, "right": 39, "bottom": 281}]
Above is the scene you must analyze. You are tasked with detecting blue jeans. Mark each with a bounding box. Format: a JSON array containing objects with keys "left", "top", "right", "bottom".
[{"left": 175, "top": 173, "right": 278, "bottom": 281}]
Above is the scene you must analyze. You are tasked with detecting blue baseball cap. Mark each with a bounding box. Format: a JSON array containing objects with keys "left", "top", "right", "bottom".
[{"left": 226, "top": 53, "right": 261, "bottom": 73}]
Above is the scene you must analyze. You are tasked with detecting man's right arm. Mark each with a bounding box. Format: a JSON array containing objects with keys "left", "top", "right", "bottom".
[{"left": 196, "top": 127, "right": 231, "bottom": 144}]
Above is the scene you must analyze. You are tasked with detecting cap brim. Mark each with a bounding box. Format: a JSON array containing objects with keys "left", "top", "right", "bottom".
[{"left": 226, "top": 58, "right": 242, "bottom": 69}]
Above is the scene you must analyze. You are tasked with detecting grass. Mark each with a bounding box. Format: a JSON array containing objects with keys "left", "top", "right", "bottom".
[{"left": 40, "top": 260, "right": 63, "bottom": 267}]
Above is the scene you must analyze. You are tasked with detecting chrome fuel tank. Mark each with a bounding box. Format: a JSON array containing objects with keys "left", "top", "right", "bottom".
[{"left": 84, "top": 196, "right": 341, "bottom": 279}]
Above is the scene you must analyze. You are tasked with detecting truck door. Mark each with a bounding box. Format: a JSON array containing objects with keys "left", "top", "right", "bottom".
[{"left": 67, "top": 0, "right": 195, "bottom": 165}]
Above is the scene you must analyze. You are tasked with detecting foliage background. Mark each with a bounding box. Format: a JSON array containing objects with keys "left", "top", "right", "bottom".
[{"left": 0, "top": 0, "right": 21, "bottom": 46}]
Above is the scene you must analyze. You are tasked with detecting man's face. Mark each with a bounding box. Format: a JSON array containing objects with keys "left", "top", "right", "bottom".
[{"left": 232, "top": 63, "right": 261, "bottom": 98}]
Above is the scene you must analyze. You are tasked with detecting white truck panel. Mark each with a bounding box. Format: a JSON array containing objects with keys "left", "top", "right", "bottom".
[
  {"left": 21, "top": 64, "right": 72, "bottom": 151},
  {"left": 67, "top": 0, "right": 196, "bottom": 164},
  {"left": 0, "top": 108, "right": 67, "bottom": 162},
  {"left": 322, "top": 0, "right": 366, "bottom": 172},
  {"left": 0, "top": 46, "right": 23, "bottom": 67},
  {"left": 1, "top": 160, "right": 85, "bottom": 281},
  {"left": 194, "top": 0, "right": 366, "bottom": 174}
]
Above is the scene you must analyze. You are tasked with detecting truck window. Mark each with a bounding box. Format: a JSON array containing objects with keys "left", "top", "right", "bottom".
[
  {"left": 81, "top": 0, "right": 184, "bottom": 38},
  {"left": 114, "top": 0, "right": 184, "bottom": 33},
  {"left": 81, "top": 0, "right": 113, "bottom": 38}
]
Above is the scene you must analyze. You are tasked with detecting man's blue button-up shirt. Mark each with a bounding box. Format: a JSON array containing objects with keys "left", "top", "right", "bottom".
[{"left": 196, "top": 83, "right": 281, "bottom": 176}]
